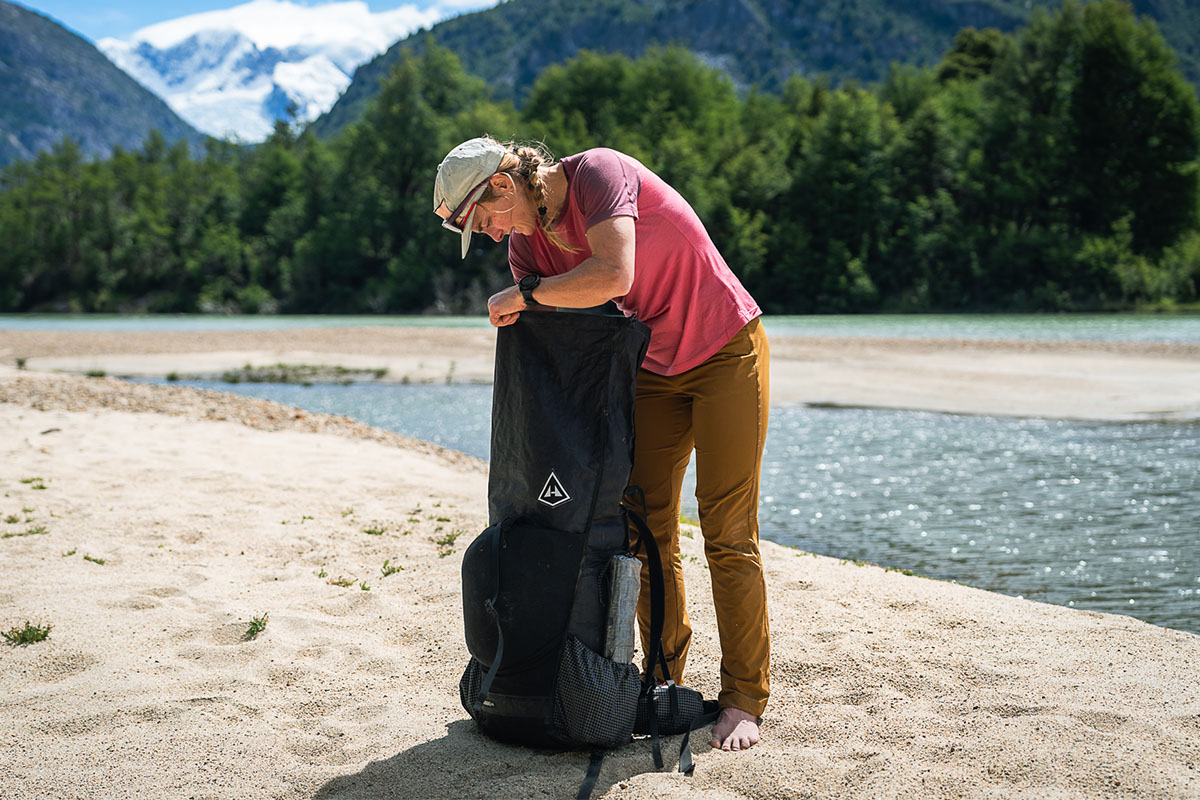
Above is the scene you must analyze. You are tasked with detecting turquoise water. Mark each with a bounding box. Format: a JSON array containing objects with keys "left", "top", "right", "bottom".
[
  {"left": 763, "top": 313, "right": 1200, "bottom": 342},
  {"left": 5, "top": 312, "right": 1200, "bottom": 342},
  {"left": 159, "top": 380, "right": 1200, "bottom": 636},
  {"left": 0, "top": 313, "right": 493, "bottom": 332}
]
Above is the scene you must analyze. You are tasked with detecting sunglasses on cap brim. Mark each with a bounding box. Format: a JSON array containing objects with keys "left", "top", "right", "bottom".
[{"left": 440, "top": 178, "right": 491, "bottom": 235}]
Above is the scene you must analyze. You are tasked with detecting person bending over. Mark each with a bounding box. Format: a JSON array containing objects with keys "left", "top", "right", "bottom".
[{"left": 434, "top": 137, "right": 771, "bottom": 751}]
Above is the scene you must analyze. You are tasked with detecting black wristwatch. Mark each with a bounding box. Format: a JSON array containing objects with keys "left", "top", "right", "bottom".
[{"left": 518, "top": 273, "right": 541, "bottom": 305}]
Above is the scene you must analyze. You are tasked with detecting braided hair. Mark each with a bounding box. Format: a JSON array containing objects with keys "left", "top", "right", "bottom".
[{"left": 480, "top": 137, "right": 579, "bottom": 253}]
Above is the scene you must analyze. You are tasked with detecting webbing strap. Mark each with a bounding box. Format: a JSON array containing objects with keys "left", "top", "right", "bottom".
[
  {"left": 474, "top": 520, "right": 510, "bottom": 716},
  {"left": 576, "top": 750, "right": 606, "bottom": 800},
  {"left": 625, "top": 489, "right": 724, "bottom": 776},
  {"left": 677, "top": 701, "right": 721, "bottom": 775},
  {"left": 625, "top": 503, "right": 667, "bottom": 686},
  {"left": 625, "top": 496, "right": 668, "bottom": 769}
]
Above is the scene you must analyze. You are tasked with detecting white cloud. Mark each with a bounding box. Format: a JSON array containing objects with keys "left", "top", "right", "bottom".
[
  {"left": 96, "top": 0, "right": 496, "bottom": 141},
  {"left": 114, "top": 0, "right": 440, "bottom": 53}
]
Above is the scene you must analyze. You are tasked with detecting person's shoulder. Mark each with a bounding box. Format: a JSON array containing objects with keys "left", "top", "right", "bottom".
[
  {"left": 567, "top": 148, "right": 642, "bottom": 185},
  {"left": 572, "top": 147, "right": 631, "bottom": 168}
]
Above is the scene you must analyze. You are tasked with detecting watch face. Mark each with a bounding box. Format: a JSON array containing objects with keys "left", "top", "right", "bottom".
[{"left": 520, "top": 274, "right": 539, "bottom": 289}]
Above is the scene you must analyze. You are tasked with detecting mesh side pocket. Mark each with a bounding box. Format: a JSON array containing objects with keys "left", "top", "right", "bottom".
[
  {"left": 552, "top": 635, "right": 640, "bottom": 747},
  {"left": 633, "top": 681, "right": 707, "bottom": 735},
  {"left": 459, "top": 657, "right": 482, "bottom": 721}
]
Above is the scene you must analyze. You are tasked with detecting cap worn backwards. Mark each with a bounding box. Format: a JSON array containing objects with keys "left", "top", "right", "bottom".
[{"left": 434, "top": 138, "right": 507, "bottom": 259}]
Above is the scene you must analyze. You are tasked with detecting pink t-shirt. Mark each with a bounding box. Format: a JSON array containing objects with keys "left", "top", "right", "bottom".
[{"left": 508, "top": 148, "right": 761, "bottom": 376}]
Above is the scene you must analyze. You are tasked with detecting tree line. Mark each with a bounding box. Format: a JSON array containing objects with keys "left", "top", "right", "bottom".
[{"left": 1, "top": 0, "right": 1197, "bottom": 315}]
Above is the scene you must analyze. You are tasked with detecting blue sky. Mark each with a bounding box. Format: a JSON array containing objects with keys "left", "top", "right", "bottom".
[{"left": 17, "top": 0, "right": 488, "bottom": 42}]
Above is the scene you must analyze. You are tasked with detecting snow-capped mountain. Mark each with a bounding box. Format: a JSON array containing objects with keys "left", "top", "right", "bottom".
[{"left": 98, "top": 0, "right": 494, "bottom": 142}]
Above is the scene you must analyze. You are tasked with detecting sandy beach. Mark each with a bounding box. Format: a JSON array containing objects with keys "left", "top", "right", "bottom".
[
  {"left": 1, "top": 340, "right": 1199, "bottom": 798},
  {"left": 3, "top": 324, "right": 1200, "bottom": 421}
]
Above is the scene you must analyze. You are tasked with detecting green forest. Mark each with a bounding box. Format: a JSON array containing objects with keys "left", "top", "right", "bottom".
[{"left": 1, "top": 0, "right": 1198, "bottom": 314}]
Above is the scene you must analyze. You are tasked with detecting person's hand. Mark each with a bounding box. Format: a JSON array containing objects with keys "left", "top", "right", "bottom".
[{"left": 487, "top": 285, "right": 526, "bottom": 327}]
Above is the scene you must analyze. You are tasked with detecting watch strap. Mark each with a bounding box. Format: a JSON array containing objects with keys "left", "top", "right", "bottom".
[{"left": 519, "top": 274, "right": 540, "bottom": 304}]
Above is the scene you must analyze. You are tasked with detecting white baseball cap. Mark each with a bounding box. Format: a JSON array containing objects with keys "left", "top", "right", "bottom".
[{"left": 434, "top": 137, "right": 506, "bottom": 258}]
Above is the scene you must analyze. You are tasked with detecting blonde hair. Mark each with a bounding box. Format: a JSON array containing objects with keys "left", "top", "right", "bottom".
[{"left": 481, "top": 137, "right": 578, "bottom": 253}]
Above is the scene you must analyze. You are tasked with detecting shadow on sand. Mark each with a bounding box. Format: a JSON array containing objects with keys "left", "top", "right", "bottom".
[{"left": 313, "top": 718, "right": 707, "bottom": 799}]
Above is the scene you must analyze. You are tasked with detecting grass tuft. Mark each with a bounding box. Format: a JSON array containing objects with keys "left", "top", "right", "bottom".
[
  {"left": 243, "top": 612, "right": 269, "bottom": 640},
  {"left": 436, "top": 530, "right": 464, "bottom": 558},
  {"left": 2, "top": 526, "right": 48, "bottom": 539},
  {"left": 86, "top": 369, "right": 106, "bottom": 378},
  {"left": 381, "top": 559, "right": 403, "bottom": 577},
  {"left": 362, "top": 525, "right": 385, "bottom": 536},
  {"left": 327, "top": 575, "right": 355, "bottom": 588},
  {"left": 83, "top": 554, "right": 105, "bottom": 565},
  {"left": 3, "top": 621, "right": 52, "bottom": 645},
  {"left": 219, "top": 362, "right": 388, "bottom": 385},
  {"left": 62, "top": 548, "right": 76, "bottom": 557}
]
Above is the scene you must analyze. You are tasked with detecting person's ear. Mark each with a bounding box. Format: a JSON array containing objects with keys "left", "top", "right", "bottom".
[{"left": 489, "top": 173, "right": 512, "bottom": 195}]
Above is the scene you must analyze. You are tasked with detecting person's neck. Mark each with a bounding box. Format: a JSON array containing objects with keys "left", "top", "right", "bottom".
[{"left": 538, "top": 164, "right": 568, "bottom": 223}]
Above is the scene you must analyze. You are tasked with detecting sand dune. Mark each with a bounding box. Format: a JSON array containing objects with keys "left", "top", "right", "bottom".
[{"left": 1, "top": 369, "right": 1197, "bottom": 799}]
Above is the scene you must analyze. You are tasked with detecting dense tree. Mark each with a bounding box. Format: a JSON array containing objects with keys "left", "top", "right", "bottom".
[{"left": 1, "top": 4, "right": 1198, "bottom": 314}]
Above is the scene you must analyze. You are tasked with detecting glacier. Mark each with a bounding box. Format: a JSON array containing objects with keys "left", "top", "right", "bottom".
[{"left": 98, "top": 0, "right": 496, "bottom": 142}]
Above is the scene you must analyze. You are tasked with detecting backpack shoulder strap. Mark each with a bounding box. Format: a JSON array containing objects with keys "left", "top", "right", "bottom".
[
  {"left": 623, "top": 491, "right": 671, "bottom": 769},
  {"left": 625, "top": 488, "right": 721, "bottom": 775}
]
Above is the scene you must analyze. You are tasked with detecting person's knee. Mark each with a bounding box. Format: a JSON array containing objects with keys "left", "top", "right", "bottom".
[{"left": 701, "top": 524, "right": 761, "bottom": 557}]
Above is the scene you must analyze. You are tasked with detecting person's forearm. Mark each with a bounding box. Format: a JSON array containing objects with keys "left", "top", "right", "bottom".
[
  {"left": 488, "top": 247, "right": 634, "bottom": 327},
  {"left": 530, "top": 255, "right": 632, "bottom": 308}
]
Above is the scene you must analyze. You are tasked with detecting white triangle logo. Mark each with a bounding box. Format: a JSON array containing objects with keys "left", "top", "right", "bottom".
[{"left": 538, "top": 471, "right": 572, "bottom": 507}]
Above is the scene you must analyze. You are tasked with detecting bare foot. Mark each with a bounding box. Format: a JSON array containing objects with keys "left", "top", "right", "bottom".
[{"left": 710, "top": 707, "right": 761, "bottom": 751}]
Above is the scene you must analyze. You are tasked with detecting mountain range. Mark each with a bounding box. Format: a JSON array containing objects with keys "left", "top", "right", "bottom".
[
  {"left": 0, "top": 0, "right": 203, "bottom": 167},
  {"left": 314, "top": 0, "right": 1200, "bottom": 138},
  {"left": 97, "top": 0, "right": 494, "bottom": 142},
  {"left": 3, "top": 0, "right": 1199, "bottom": 166}
]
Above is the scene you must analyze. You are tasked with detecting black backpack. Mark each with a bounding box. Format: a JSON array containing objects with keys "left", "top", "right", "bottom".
[{"left": 459, "top": 309, "right": 718, "bottom": 795}]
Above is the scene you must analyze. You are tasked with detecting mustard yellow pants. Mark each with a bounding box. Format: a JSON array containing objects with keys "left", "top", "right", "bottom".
[{"left": 628, "top": 317, "right": 770, "bottom": 717}]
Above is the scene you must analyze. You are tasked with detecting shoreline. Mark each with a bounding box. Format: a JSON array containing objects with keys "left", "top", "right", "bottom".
[
  {"left": 3, "top": 325, "right": 1200, "bottom": 421},
  {"left": 1, "top": 368, "right": 1197, "bottom": 799}
]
